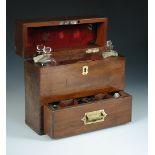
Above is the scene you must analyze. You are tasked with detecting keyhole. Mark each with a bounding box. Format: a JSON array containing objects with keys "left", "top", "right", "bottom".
[{"left": 82, "top": 66, "right": 88, "bottom": 75}]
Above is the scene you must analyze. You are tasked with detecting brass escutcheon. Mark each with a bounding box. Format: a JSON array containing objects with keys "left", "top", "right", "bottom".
[
  {"left": 82, "top": 66, "right": 88, "bottom": 75},
  {"left": 81, "top": 109, "right": 107, "bottom": 125}
]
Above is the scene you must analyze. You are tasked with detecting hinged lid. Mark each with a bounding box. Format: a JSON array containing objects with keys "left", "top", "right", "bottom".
[{"left": 15, "top": 17, "right": 108, "bottom": 58}]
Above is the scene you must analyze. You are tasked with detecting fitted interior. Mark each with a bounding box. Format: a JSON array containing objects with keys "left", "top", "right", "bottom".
[
  {"left": 27, "top": 23, "right": 99, "bottom": 51},
  {"left": 48, "top": 91, "right": 126, "bottom": 110}
]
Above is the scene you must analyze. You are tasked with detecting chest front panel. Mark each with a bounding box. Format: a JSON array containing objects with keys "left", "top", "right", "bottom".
[{"left": 40, "top": 57, "right": 125, "bottom": 101}]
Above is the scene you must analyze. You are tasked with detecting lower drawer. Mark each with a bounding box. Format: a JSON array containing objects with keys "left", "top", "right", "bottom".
[{"left": 44, "top": 91, "right": 132, "bottom": 139}]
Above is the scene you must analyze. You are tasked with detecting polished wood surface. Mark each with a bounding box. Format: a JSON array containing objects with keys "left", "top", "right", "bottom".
[
  {"left": 24, "top": 62, "right": 44, "bottom": 134},
  {"left": 44, "top": 91, "right": 132, "bottom": 138},
  {"left": 17, "top": 17, "right": 132, "bottom": 138},
  {"left": 24, "top": 56, "right": 125, "bottom": 134},
  {"left": 40, "top": 56, "right": 125, "bottom": 103}
]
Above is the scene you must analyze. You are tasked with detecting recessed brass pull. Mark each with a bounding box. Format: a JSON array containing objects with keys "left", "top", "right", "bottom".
[{"left": 81, "top": 109, "right": 107, "bottom": 125}]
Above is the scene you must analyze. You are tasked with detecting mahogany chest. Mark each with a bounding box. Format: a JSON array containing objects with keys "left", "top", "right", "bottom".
[{"left": 15, "top": 17, "right": 132, "bottom": 138}]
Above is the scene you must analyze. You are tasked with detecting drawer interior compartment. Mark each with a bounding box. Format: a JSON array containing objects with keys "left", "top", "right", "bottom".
[
  {"left": 47, "top": 91, "right": 127, "bottom": 110},
  {"left": 44, "top": 91, "right": 132, "bottom": 138}
]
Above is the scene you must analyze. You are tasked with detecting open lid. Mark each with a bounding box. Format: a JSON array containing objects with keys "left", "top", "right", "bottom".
[{"left": 15, "top": 17, "right": 108, "bottom": 58}]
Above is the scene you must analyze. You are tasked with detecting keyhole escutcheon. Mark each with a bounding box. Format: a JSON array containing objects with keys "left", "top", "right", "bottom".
[{"left": 82, "top": 66, "right": 88, "bottom": 75}]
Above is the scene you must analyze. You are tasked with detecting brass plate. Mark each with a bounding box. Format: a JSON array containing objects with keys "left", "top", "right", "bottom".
[{"left": 81, "top": 109, "right": 107, "bottom": 125}]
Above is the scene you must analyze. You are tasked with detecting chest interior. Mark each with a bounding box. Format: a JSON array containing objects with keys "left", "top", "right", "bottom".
[{"left": 16, "top": 17, "right": 107, "bottom": 63}]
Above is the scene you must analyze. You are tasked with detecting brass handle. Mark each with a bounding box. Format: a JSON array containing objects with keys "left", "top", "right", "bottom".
[{"left": 81, "top": 109, "right": 107, "bottom": 125}]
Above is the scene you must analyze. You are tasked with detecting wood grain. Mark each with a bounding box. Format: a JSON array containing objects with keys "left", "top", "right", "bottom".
[
  {"left": 24, "top": 56, "right": 125, "bottom": 134},
  {"left": 16, "top": 17, "right": 131, "bottom": 138},
  {"left": 40, "top": 56, "right": 125, "bottom": 103},
  {"left": 24, "top": 62, "right": 44, "bottom": 135},
  {"left": 44, "top": 91, "right": 132, "bottom": 138}
]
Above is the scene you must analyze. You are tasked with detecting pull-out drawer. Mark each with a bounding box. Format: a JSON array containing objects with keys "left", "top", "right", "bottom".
[
  {"left": 44, "top": 91, "right": 132, "bottom": 138},
  {"left": 40, "top": 56, "right": 125, "bottom": 101}
]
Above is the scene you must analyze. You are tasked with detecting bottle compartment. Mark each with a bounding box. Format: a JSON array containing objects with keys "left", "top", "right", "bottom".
[{"left": 48, "top": 91, "right": 126, "bottom": 110}]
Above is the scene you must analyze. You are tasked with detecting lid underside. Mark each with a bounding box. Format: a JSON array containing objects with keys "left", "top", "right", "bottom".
[{"left": 15, "top": 17, "right": 108, "bottom": 58}]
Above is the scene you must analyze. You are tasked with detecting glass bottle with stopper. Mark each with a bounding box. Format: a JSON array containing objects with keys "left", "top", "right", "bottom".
[
  {"left": 33, "top": 45, "right": 56, "bottom": 66},
  {"left": 36, "top": 44, "right": 45, "bottom": 55},
  {"left": 102, "top": 40, "right": 118, "bottom": 58},
  {"left": 105, "top": 40, "right": 114, "bottom": 52}
]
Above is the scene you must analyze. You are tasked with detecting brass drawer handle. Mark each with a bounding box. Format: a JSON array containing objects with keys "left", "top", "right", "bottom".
[
  {"left": 81, "top": 109, "right": 107, "bottom": 125},
  {"left": 82, "top": 66, "right": 88, "bottom": 75}
]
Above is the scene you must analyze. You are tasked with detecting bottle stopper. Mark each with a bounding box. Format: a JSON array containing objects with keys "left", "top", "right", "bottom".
[{"left": 113, "top": 92, "right": 120, "bottom": 98}]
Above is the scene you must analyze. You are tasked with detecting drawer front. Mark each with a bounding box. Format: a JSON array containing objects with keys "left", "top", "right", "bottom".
[
  {"left": 40, "top": 57, "right": 125, "bottom": 100},
  {"left": 44, "top": 92, "right": 132, "bottom": 138}
]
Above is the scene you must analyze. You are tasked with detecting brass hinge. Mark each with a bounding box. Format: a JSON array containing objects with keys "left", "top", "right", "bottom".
[{"left": 59, "top": 20, "right": 79, "bottom": 25}]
